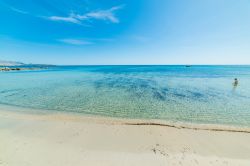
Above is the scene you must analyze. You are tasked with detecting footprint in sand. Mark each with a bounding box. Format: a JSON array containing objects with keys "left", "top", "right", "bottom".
[{"left": 151, "top": 144, "right": 168, "bottom": 157}]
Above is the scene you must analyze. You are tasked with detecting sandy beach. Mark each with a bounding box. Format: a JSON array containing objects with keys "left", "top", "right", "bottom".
[{"left": 1, "top": 109, "right": 250, "bottom": 166}]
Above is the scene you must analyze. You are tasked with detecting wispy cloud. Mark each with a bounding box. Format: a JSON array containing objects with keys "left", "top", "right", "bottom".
[
  {"left": 9, "top": 7, "right": 28, "bottom": 14},
  {"left": 48, "top": 14, "right": 80, "bottom": 24},
  {"left": 58, "top": 39, "right": 93, "bottom": 45},
  {"left": 7, "top": 4, "right": 124, "bottom": 25},
  {"left": 131, "top": 35, "right": 149, "bottom": 42},
  {"left": 76, "top": 5, "right": 124, "bottom": 23},
  {"left": 58, "top": 37, "right": 116, "bottom": 45},
  {"left": 47, "top": 5, "right": 124, "bottom": 24}
]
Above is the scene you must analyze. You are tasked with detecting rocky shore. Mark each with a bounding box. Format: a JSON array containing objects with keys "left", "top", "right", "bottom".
[
  {"left": 0, "top": 66, "right": 49, "bottom": 71},
  {"left": 0, "top": 67, "right": 21, "bottom": 71}
]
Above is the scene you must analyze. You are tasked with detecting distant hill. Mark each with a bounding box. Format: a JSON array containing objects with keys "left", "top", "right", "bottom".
[{"left": 0, "top": 60, "right": 25, "bottom": 66}]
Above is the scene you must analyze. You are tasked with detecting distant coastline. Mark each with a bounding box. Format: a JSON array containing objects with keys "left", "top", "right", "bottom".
[{"left": 0, "top": 60, "right": 55, "bottom": 71}]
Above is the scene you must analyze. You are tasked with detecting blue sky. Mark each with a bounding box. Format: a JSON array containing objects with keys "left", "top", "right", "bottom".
[{"left": 0, "top": 0, "right": 250, "bottom": 65}]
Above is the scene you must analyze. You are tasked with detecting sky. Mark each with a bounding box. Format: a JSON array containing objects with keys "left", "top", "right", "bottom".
[{"left": 0, "top": 0, "right": 250, "bottom": 65}]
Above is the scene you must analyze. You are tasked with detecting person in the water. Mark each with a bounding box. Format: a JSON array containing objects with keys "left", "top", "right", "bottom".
[{"left": 233, "top": 78, "right": 238, "bottom": 87}]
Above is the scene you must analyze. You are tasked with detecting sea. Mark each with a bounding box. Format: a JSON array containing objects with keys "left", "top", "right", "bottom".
[{"left": 1, "top": 65, "right": 250, "bottom": 128}]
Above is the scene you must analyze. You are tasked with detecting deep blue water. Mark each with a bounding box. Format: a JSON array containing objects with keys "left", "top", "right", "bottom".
[{"left": 1, "top": 65, "right": 250, "bottom": 127}]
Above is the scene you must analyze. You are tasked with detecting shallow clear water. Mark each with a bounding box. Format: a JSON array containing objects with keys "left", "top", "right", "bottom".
[{"left": 0, "top": 65, "right": 250, "bottom": 127}]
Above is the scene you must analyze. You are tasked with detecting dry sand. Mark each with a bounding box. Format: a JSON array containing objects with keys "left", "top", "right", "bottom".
[{"left": 1, "top": 109, "right": 250, "bottom": 166}]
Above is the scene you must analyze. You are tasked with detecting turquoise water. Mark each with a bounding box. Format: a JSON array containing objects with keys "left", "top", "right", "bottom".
[{"left": 0, "top": 65, "right": 250, "bottom": 127}]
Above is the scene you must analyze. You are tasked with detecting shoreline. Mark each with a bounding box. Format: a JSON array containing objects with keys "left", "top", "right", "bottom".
[
  {"left": 1, "top": 106, "right": 250, "bottom": 165},
  {"left": 0, "top": 104, "right": 250, "bottom": 134}
]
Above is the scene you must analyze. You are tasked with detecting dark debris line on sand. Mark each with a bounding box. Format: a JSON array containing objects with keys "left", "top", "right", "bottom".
[{"left": 123, "top": 122, "right": 250, "bottom": 133}]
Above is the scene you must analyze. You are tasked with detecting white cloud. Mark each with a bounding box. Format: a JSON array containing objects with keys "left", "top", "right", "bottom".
[
  {"left": 47, "top": 5, "right": 124, "bottom": 24},
  {"left": 58, "top": 39, "right": 93, "bottom": 45}
]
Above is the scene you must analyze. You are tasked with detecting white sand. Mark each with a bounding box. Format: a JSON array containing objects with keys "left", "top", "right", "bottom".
[{"left": 1, "top": 109, "right": 250, "bottom": 166}]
